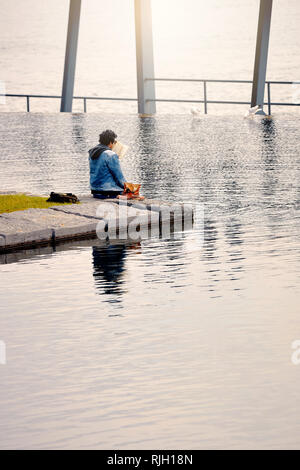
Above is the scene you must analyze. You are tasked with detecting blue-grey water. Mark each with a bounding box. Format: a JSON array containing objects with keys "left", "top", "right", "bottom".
[
  {"left": 1, "top": 0, "right": 300, "bottom": 450},
  {"left": 0, "top": 112, "right": 300, "bottom": 449}
]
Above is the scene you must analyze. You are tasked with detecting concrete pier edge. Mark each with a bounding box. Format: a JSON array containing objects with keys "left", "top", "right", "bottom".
[{"left": 0, "top": 194, "right": 193, "bottom": 252}]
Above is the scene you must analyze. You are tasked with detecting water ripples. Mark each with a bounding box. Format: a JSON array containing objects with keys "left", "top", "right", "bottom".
[{"left": 1, "top": 113, "right": 300, "bottom": 449}]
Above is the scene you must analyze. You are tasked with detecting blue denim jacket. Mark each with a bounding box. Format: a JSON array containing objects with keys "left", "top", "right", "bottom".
[{"left": 89, "top": 145, "right": 126, "bottom": 192}]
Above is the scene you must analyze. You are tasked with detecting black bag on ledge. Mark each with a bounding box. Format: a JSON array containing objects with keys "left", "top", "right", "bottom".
[{"left": 47, "top": 192, "right": 79, "bottom": 203}]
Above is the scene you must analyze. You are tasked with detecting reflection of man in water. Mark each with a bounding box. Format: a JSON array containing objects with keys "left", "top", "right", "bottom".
[{"left": 92, "top": 244, "right": 127, "bottom": 300}]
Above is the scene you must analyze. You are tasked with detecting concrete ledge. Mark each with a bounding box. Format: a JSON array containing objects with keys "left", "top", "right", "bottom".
[
  {"left": 0, "top": 194, "right": 192, "bottom": 252},
  {"left": 0, "top": 234, "right": 6, "bottom": 247},
  {"left": 116, "top": 198, "right": 189, "bottom": 222}
]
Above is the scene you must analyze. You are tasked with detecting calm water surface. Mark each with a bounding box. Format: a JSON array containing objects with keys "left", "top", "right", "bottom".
[{"left": 0, "top": 113, "right": 300, "bottom": 449}]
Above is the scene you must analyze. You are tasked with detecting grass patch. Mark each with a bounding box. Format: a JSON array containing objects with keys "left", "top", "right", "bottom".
[{"left": 0, "top": 193, "right": 76, "bottom": 214}]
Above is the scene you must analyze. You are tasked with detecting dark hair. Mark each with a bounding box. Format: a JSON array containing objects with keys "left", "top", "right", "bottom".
[{"left": 99, "top": 129, "right": 117, "bottom": 146}]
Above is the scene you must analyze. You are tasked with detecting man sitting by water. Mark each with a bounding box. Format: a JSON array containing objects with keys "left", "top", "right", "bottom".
[{"left": 89, "top": 129, "right": 125, "bottom": 199}]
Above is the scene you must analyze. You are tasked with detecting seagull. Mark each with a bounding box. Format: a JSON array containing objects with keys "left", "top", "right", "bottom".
[
  {"left": 191, "top": 107, "right": 202, "bottom": 116},
  {"left": 244, "top": 105, "right": 259, "bottom": 118}
]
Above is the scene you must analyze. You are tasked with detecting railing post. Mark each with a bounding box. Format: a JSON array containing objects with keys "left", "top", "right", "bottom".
[
  {"left": 134, "top": 0, "right": 156, "bottom": 115},
  {"left": 267, "top": 82, "right": 271, "bottom": 115},
  {"left": 60, "top": 0, "right": 82, "bottom": 112},
  {"left": 251, "top": 0, "right": 273, "bottom": 115},
  {"left": 83, "top": 98, "right": 87, "bottom": 113},
  {"left": 26, "top": 96, "right": 30, "bottom": 112},
  {"left": 203, "top": 81, "right": 208, "bottom": 114}
]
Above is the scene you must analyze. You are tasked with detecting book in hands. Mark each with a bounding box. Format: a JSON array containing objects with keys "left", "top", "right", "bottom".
[{"left": 112, "top": 141, "right": 128, "bottom": 159}]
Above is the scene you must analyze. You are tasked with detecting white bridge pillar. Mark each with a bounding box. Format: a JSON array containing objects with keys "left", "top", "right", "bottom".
[
  {"left": 61, "top": 0, "right": 82, "bottom": 112},
  {"left": 134, "top": 0, "right": 156, "bottom": 115},
  {"left": 251, "top": 0, "right": 273, "bottom": 115}
]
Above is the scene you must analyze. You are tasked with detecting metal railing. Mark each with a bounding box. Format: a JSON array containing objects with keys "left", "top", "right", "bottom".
[
  {"left": 0, "top": 79, "right": 299, "bottom": 114},
  {"left": 0, "top": 94, "right": 137, "bottom": 113},
  {"left": 146, "top": 78, "right": 300, "bottom": 116}
]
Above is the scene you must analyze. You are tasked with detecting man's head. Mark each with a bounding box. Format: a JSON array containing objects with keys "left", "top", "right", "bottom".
[{"left": 99, "top": 129, "right": 117, "bottom": 149}]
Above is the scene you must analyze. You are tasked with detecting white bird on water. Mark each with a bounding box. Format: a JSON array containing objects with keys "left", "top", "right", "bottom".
[
  {"left": 244, "top": 105, "right": 259, "bottom": 118},
  {"left": 190, "top": 107, "right": 202, "bottom": 116}
]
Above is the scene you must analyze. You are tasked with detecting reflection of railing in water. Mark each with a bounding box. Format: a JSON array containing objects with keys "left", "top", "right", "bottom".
[{"left": 1, "top": 79, "right": 299, "bottom": 114}]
